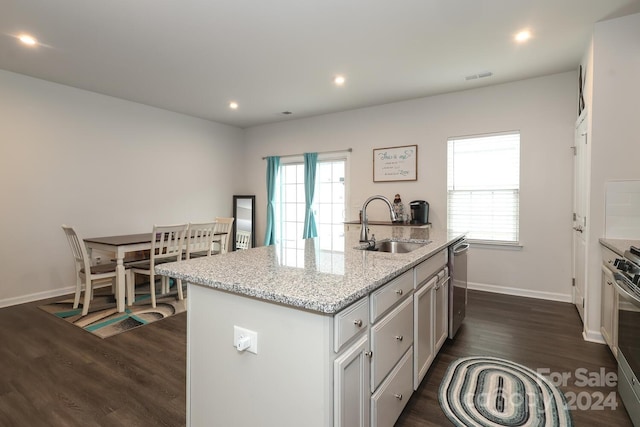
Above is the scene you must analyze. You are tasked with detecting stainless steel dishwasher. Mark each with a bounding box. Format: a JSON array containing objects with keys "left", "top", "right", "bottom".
[{"left": 448, "top": 238, "right": 469, "bottom": 338}]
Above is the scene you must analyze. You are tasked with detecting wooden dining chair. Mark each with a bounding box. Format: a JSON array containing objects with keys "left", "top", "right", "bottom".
[
  {"left": 129, "top": 223, "right": 188, "bottom": 308},
  {"left": 235, "top": 230, "right": 252, "bottom": 250},
  {"left": 61, "top": 225, "right": 127, "bottom": 316},
  {"left": 185, "top": 221, "right": 217, "bottom": 259},
  {"left": 212, "top": 217, "right": 235, "bottom": 254}
]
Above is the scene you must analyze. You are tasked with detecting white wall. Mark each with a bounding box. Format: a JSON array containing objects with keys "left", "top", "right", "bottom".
[
  {"left": 583, "top": 13, "right": 640, "bottom": 339},
  {"left": 245, "top": 72, "right": 577, "bottom": 300},
  {"left": 0, "top": 70, "right": 245, "bottom": 306}
]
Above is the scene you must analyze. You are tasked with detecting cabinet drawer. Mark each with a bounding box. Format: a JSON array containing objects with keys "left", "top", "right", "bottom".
[
  {"left": 415, "top": 249, "right": 447, "bottom": 288},
  {"left": 334, "top": 297, "right": 369, "bottom": 353},
  {"left": 371, "top": 296, "right": 413, "bottom": 391},
  {"left": 371, "top": 347, "right": 413, "bottom": 427},
  {"left": 602, "top": 246, "right": 619, "bottom": 271},
  {"left": 371, "top": 269, "right": 413, "bottom": 323}
]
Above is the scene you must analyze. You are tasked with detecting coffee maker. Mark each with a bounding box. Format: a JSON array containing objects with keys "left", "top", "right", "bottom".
[{"left": 409, "top": 200, "right": 429, "bottom": 224}]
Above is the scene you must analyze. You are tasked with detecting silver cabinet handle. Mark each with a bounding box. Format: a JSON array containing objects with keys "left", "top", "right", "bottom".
[
  {"left": 395, "top": 289, "right": 403, "bottom": 296},
  {"left": 394, "top": 393, "right": 403, "bottom": 400},
  {"left": 395, "top": 335, "right": 403, "bottom": 341},
  {"left": 353, "top": 319, "right": 363, "bottom": 327},
  {"left": 364, "top": 351, "right": 373, "bottom": 358}
]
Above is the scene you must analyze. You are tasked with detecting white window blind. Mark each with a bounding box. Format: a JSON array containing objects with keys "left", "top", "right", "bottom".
[{"left": 447, "top": 132, "right": 520, "bottom": 243}]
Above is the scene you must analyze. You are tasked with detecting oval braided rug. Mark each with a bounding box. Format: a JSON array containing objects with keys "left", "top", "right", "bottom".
[{"left": 439, "top": 356, "right": 573, "bottom": 427}]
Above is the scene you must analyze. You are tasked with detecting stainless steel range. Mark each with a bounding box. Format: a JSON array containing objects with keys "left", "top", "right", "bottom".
[{"left": 612, "top": 245, "right": 640, "bottom": 425}]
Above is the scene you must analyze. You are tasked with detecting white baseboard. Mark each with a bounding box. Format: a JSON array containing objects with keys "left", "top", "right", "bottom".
[
  {"left": 468, "top": 281, "right": 573, "bottom": 303},
  {"left": 0, "top": 286, "right": 75, "bottom": 309},
  {"left": 583, "top": 329, "right": 606, "bottom": 344}
]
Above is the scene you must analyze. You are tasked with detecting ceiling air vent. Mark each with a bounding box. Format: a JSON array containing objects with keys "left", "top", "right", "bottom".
[{"left": 465, "top": 72, "right": 493, "bottom": 81}]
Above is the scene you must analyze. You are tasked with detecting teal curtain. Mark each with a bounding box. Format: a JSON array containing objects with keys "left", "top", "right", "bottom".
[
  {"left": 264, "top": 156, "right": 280, "bottom": 246},
  {"left": 303, "top": 152, "right": 318, "bottom": 239}
]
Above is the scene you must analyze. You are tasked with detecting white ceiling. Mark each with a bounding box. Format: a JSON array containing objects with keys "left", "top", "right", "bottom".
[{"left": 2, "top": 0, "right": 639, "bottom": 128}]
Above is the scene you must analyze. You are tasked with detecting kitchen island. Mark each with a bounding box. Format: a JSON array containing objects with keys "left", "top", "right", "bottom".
[{"left": 156, "top": 228, "right": 464, "bottom": 427}]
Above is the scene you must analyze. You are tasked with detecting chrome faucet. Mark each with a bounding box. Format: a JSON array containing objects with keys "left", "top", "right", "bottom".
[{"left": 359, "top": 195, "right": 398, "bottom": 243}]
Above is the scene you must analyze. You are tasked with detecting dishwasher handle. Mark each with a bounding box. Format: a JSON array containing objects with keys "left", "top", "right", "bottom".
[{"left": 453, "top": 242, "right": 470, "bottom": 255}]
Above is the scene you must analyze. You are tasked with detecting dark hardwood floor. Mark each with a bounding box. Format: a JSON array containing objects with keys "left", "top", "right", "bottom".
[
  {"left": 0, "top": 290, "right": 632, "bottom": 426},
  {"left": 0, "top": 295, "right": 187, "bottom": 427}
]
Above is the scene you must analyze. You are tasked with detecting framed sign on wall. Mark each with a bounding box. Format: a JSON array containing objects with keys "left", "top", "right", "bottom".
[{"left": 373, "top": 145, "right": 418, "bottom": 182}]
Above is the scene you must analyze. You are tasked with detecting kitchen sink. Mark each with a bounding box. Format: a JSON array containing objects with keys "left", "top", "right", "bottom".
[{"left": 360, "top": 239, "right": 430, "bottom": 254}]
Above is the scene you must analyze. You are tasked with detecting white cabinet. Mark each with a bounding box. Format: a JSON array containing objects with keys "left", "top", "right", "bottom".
[
  {"left": 412, "top": 249, "right": 448, "bottom": 390},
  {"left": 370, "top": 269, "right": 414, "bottom": 323},
  {"left": 371, "top": 348, "right": 414, "bottom": 427},
  {"left": 600, "top": 245, "right": 618, "bottom": 357},
  {"left": 435, "top": 273, "right": 449, "bottom": 352},
  {"left": 370, "top": 296, "right": 413, "bottom": 391},
  {"left": 413, "top": 276, "right": 436, "bottom": 389},
  {"left": 335, "top": 297, "right": 369, "bottom": 352},
  {"left": 369, "top": 284, "right": 413, "bottom": 426},
  {"left": 415, "top": 249, "right": 447, "bottom": 285},
  {"left": 335, "top": 334, "right": 370, "bottom": 427}
]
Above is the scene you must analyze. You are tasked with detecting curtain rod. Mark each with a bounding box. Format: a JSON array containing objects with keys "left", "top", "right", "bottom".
[{"left": 262, "top": 148, "right": 352, "bottom": 160}]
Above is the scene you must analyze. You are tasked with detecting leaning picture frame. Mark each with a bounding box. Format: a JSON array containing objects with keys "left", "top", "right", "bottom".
[{"left": 373, "top": 145, "right": 418, "bottom": 182}]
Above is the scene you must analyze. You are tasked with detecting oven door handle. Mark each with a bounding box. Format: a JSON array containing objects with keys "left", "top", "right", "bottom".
[{"left": 613, "top": 274, "right": 640, "bottom": 305}]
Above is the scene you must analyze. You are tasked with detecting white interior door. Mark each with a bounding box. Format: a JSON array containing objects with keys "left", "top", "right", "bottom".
[{"left": 573, "top": 112, "right": 588, "bottom": 321}]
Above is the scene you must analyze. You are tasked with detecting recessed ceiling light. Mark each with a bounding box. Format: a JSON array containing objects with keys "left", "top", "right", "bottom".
[
  {"left": 333, "top": 75, "right": 346, "bottom": 86},
  {"left": 18, "top": 34, "right": 38, "bottom": 46},
  {"left": 229, "top": 102, "right": 239, "bottom": 110},
  {"left": 515, "top": 30, "right": 531, "bottom": 43}
]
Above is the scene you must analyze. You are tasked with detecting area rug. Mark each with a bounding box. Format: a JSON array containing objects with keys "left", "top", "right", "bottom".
[
  {"left": 39, "top": 283, "right": 186, "bottom": 339},
  {"left": 439, "top": 356, "right": 573, "bottom": 427}
]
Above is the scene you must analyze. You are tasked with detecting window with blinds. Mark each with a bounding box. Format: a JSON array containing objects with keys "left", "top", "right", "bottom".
[{"left": 447, "top": 132, "right": 520, "bottom": 244}]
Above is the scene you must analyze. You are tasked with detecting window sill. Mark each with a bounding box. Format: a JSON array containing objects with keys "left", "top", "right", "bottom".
[{"left": 469, "top": 240, "right": 523, "bottom": 250}]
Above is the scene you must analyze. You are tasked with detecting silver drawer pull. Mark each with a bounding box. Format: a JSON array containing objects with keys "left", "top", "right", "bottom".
[
  {"left": 364, "top": 351, "right": 373, "bottom": 358},
  {"left": 395, "top": 289, "right": 403, "bottom": 296},
  {"left": 394, "top": 393, "right": 403, "bottom": 400},
  {"left": 395, "top": 335, "right": 403, "bottom": 341},
  {"left": 353, "top": 319, "right": 363, "bottom": 327}
]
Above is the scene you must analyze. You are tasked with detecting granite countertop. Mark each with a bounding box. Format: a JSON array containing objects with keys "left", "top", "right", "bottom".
[
  {"left": 156, "top": 228, "right": 464, "bottom": 314},
  {"left": 599, "top": 238, "right": 640, "bottom": 256}
]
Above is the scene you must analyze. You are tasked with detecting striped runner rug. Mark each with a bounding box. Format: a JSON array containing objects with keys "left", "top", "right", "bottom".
[{"left": 439, "top": 356, "right": 573, "bottom": 427}]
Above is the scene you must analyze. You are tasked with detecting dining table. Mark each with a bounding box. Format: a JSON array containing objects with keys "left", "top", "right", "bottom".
[
  {"left": 84, "top": 233, "right": 154, "bottom": 312},
  {"left": 84, "top": 230, "right": 229, "bottom": 313}
]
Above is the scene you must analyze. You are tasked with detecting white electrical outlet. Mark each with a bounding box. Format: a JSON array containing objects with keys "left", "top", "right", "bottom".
[{"left": 233, "top": 326, "right": 258, "bottom": 354}]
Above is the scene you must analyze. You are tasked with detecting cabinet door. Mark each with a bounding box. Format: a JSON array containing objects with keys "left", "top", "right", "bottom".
[
  {"left": 434, "top": 278, "right": 449, "bottom": 352},
  {"left": 601, "top": 265, "right": 617, "bottom": 355},
  {"left": 414, "top": 277, "right": 436, "bottom": 390},
  {"left": 334, "top": 334, "right": 370, "bottom": 427}
]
